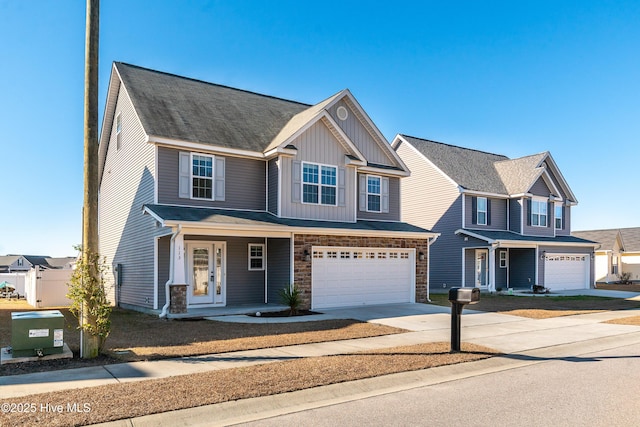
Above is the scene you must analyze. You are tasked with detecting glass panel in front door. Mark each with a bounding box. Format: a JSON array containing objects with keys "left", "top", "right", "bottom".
[
  {"left": 192, "top": 247, "right": 210, "bottom": 298},
  {"left": 214, "top": 246, "right": 223, "bottom": 304}
]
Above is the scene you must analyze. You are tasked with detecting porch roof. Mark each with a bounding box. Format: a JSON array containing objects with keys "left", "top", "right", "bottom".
[
  {"left": 455, "top": 229, "right": 598, "bottom": 247},
  {"left": 144, "top": 204, "right": 437, "bottom": 238}
]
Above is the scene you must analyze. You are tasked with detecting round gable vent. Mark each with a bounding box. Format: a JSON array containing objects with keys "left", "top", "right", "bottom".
[{"left": 336, "top": 106, "right": 349, "bottom": 121}]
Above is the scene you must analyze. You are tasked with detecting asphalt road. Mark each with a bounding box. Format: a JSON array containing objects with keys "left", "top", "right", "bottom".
[{"left": 238, "top": 341, "right": 640, "bottom": 427}]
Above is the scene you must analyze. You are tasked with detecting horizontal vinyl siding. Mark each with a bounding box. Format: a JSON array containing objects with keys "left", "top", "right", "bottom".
[
  {"left": 464, "top": 195, "right": 507, "bottom": 230},
  {"left": 267, "top": 158, "right": 278, "bottom": 215},
  {"left": 99, "top": 83, "right": 156, "bottom": 309},
  {"left": 509, "top": 198, "right": 522, "bottom": 233},
  {"left": 157, "top": 146, "right": 266, "bottom": 210},
  {"left": 157, "top": 236, "right": 170, "bottom": 308},
  {"left": 357, "top": 175, "right": 400, "bottom": 221},
  {"left": 327, "top": 99, "right": 395, "bottom": 167},
  {"left": 395, "top": 140, "right": 464, "bottom": 289},
  {"left": 267, "top": 238, "right": 290, "bottom": 304},
  {"left": 280, "top": 121, "right": 356, "bottom": 221}
]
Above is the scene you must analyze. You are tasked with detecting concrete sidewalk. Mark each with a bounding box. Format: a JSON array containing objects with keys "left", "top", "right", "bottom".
[{"left": 2, "top": 302, "right": 639, "bottom": 401}]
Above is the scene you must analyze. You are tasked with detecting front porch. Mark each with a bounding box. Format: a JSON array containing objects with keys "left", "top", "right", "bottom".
[{"left": 165, "top": 303, "right": 290, "bottom": 319}]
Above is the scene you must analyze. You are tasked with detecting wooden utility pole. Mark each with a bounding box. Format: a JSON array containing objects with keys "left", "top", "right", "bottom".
[{"left": 82, "top": 0, "right": 100, "bottom": 359}]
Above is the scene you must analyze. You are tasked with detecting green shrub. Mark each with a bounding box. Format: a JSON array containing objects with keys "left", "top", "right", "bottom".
[{"left": 278, "top": 284, "right": 301, "bottom": 316}]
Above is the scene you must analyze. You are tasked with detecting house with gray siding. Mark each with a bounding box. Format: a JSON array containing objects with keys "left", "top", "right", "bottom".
[
  {"left": 393, "top": 135, "right": 598, "bottom": 292},
  {"left": 98, "top": 62, "right": 437, "bottom": 315}
]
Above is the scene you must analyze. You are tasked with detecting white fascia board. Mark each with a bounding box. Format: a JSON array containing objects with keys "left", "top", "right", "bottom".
[
  {"left": 264, "top": 147, "right": 297, "bottom": 158},
  {"left": 345, "top": 156, "right": 366, "bottom": 167},
  {"left": 394, "top": 135, "right": 459, "bottom": 189},
  {"left": 148, "top": 136, "right": 264, "bottom": 159},
  {"left": 338, "top": 95, "right": 409, "bottom": 171},
  {"left": 539, "top": 153, "right": 579, "bottom": 203},
  {"left": 461, "top": 189, "right": 510, "bottom": 199},
  {"left": 357, "top": 165, "right": 410, "bottom": 177}
]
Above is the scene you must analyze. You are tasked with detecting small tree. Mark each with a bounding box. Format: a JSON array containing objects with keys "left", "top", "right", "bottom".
[
  {"left": 278, "top": 284, "right": 302, "bottom": 316},
  {"left": 67, "top": 246, "right": 112, "bottom": 356}
]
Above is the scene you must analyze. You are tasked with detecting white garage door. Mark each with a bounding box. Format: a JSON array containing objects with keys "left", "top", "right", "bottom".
[
  {"left": 544, "top": 254, "right": 590, "bottom": 290},
  {"left": 311, "top": 247, "right": 415, "bottom": 309}
]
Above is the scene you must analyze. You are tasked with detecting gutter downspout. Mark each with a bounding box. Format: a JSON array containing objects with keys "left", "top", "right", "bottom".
[
  {"left": 159, "top": 225, "right": 182, "bottom": 318},
  {"left": 426, "top": 234, "right": 439, "bottom": 302}
]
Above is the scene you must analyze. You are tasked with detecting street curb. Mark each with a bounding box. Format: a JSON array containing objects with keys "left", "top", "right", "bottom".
[{"left": 90, "top": 331, "right": 640, "bottom": 427}]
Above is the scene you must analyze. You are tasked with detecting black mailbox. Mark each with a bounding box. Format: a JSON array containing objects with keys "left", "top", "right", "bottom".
[
  {"left": 448, "top": 287, "right": 480, "bottom": 304},
  {"left": 448, "top": 287, "right": 480, "bottom": 353}
]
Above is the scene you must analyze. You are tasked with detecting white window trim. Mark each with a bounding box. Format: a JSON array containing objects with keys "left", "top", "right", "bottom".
[
  {"left": 366, "top": 174, "right": 382, "bottom": 212},
  {"left": 248, "top": 244, "right": 265, "bottom": 271},
  {"left": 191, "top": 152, "right": 215, "bottom": 201},
  {"left": 477, "top": 197, "right": 487, "bottom": 226},
  {"left": 531, "top": 198, "right": 548, "bottom": 227},
  {"left": 499, "top": 251, "right": 508, "bottom": 268},
  {"left": 554, "top": 203, "right": 563, "bottom": 229},
  {"left": 301, "top": 161, "right": 337, "bottom": 206}
]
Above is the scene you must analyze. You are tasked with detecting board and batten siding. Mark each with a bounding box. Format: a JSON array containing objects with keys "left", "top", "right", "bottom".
[
  {"left": 157, "top": 147, "right": 266, "bottom": 210},
  {"left": 98, "top": 83, "right": 156, "bottom": 308},
  {"left": 327, "top": 99, "right": 396, "bottom": 167},
  {"left": 279, "top": 121, "right": 356, "bottom": 221},
  {"left": 530, "top": 176, "right": 552, "bottom": 197},
  {"left": 394, "top": 140, "right": 466, "bottom": 289},
  {"left": 357, "top": 175, "right": 400, "bottom": 221},
  {"left": 463, "top": 195, "right": 507, "bottom": 230}
]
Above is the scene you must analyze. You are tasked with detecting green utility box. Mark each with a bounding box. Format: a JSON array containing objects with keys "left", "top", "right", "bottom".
[{"left": 11, "top": 310, "right": 65, "bottom": 358}]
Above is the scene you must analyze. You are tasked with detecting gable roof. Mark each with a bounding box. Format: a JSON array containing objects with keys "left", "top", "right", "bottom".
[
  {"left": 0, "top": 255, "right": 24, "bottom": 268},
  {"left": 113, "top": 62, "right": 310, "bottom": 152},
  {"left": 396, "top": 134, "right": 576, "bottom": 201},
  {"left": 573, "top": 227, "right": 640, "bottom": 252}
]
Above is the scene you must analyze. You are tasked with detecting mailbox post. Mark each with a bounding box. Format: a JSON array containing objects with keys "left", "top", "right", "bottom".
[{"left": 448, "top": 287, "right": 480, "bottom": 352}]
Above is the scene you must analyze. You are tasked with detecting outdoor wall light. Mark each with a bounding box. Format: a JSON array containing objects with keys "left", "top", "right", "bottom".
[
  {"left": 540, "top": 251, "right": 546, "bottom": 260},
  {"left": 419, "top": 252, "right": 425, "bottom": 261},
  {"left": 303, "top": 249, "right": 310, "bottom": 262}
]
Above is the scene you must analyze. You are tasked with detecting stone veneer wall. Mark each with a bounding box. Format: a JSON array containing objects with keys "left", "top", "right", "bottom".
[{"left": 293, "top": 234, "right": 430, "bottom": 310}]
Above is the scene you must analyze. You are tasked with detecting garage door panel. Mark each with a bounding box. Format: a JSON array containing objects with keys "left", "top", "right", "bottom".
[
  {"left": 312, "top": 247, "right": 415, "bottom": 309},
  {"left": 544, "top": 254, "right": 589, "bottom": 290}
]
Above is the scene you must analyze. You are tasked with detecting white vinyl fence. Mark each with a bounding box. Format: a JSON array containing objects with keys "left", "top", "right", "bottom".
[
  {"left": 24, "top": 266, "right": 73, "bottom": 308},
  {"left": 0, "top": 272, "right": 27, "bottom": 296}
]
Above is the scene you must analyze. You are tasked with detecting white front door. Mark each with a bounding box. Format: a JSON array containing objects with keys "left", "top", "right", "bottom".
[
  {"left": 476, "top": 249, "right": 488, "bottom": 288},
  {"left": 187, "top": 242, "right": 226, "bottom": 306}
]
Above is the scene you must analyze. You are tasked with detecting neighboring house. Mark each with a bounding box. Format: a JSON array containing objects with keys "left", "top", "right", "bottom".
[
  {"left": 98, "top": 62, "right": 437, "bottom": 314},
  {"left": 573, "top": 227, "right": 640, "bottom": 283},
  {"left": 0, "top": 255, "right": 32, "bottom": 273},
  {"left": 392, "top": 135, "right": 598, "bottom": 292}
]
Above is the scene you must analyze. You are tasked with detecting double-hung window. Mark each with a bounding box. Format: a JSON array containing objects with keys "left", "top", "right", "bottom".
[
  {"left": 476, "top": 197, "right": 487, "bottom": 225},
  {"left": 531, "top": 199, "right": 548, "bottom": 227},
  {"left": 555, "top": 205, "right": 563, "bottom": 229},
  {"left": 248, "top": 244, "right": 265, "bottom": 271},
  {"left": 367, "top": 175, "right": 381, "bottom": 212},
  {"left": 302, "top": 162, "right": 336, "bottom": 205},
  {"left": 192, "top": 154, "right": 213, "bottom": 199}
]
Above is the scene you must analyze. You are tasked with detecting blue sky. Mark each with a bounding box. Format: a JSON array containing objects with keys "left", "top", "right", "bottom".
[{"left": 1, "top": 1, "right": 638, "bottom": 257}]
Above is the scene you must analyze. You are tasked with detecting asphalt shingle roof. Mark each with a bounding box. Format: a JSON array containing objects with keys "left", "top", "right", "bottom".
[
  {"left": 399, "top": 135, "right": 556, "bottom": 196},
  {"left": 573, "top": 227, "right": 640, "bottom": 252},
  {"left": 460, "top": 229, "right": 597, "bottom": 246},
  {"left": 115, "top": 62, "right": 310, "bottom": 152},
  {"left": 144, "top": 204, "right": 433, "bottom": 235}
]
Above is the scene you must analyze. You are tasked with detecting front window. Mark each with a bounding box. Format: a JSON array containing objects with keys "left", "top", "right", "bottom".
[
  {"left": 248, "top": 244, "right": 265, "bottom": 271},
  {"left": 367, "top": 175, "right": 381, "bottom": 212},
  {"left": 302, "top": 162, "right": 336, "bottom": 205},
  {"left": 499, "top": 251, "right": 508, "bottom": 268},
  {"left": 531, "top": 199, "right": 547, "bottom": 227},
  {"left": 555, "top": 205, "right": 563, "bottom": 229},
  {"left": 477, "top": 197, "right": 487, "bottom": 225},
  {"left": 192, "top": 154, "right": 213, "bottom": 199}
]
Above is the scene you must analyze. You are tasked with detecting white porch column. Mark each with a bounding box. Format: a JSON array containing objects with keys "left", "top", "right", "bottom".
[
  {"left": 173, "top": 232, "right": 186, "bottom": 285},
  {"left": 488, "top": 246, "right": 496, "bottom": 292}
]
